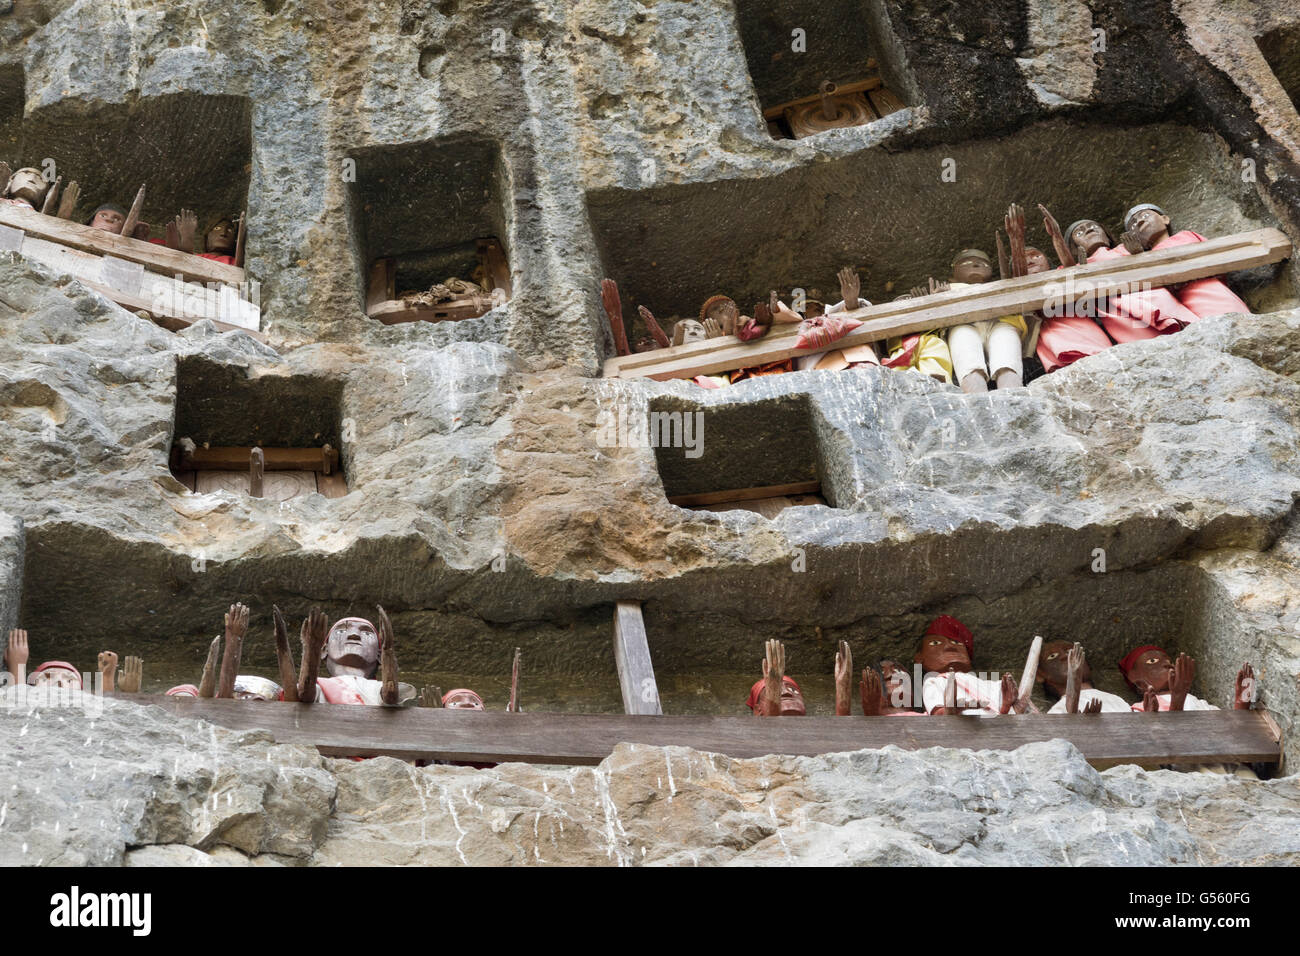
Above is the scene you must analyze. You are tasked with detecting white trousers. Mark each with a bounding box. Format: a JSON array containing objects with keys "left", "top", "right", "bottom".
[{"left": 949, "top": 320, "right": 1023, "bottom": 382}]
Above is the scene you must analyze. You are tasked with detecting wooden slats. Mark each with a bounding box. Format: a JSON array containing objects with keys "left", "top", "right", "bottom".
[
  {"left": 0, "top": 202, "right": 245, "bottom": 287},
  {"left": 613, "top": 601, "right": 662, "bottom": 716},
  {"left": 603, "top": 228, "right": 1292, "bottom": 381},
  {"left": 666, "top": 480, "right": 821, "bottom": 508},
  {"left": 173, "top": 445, "right": 340, "bottom": 473},
  {"left": 135, "top": 696, "right": 1282, "bottom": 769}
]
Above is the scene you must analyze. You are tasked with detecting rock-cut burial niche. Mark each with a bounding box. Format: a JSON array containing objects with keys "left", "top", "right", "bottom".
[
  {"left": 588, "top": 118, "right": 1286, "bottom": 343},
  {"left": 651, "top": 393, "right": 844, "bottom": 517},
  {"left": 1256, "top": 25, "right": 1300, "bottom": 112},
  {"left": 347, "top": 135, "right": 513, "bottom": 325},
  {"left": 734, "top": 0, "right": 913, "bottom": 140},
  {"left": 0, "top": 87, "right": 256, "bottom": 331},
  {"left": 169, "top": 358, "right": 348, "bottom": 500}
]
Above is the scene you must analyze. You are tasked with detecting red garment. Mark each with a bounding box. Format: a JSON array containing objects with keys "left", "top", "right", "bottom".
[
  {"left": 199, "top": 252, "right": 236, "bottom": 265},
  {"left": 1152, "top": 231, "right": 1251, "bottom": 320},
  {"left": 925, "top": 616, "right": 973, "bottom": 656},
  {"left": 746, "top": 675, "right": 800, "bottom": 711},
  {"left": 1036, "top": 314, "right": 1114, "bottom": 372},
  {"left": 314, "top": 676, "right": 367, "bottom": 705},
  {"left": 882, "top": 335, "right": 920, "bottom": 369},
  {"left": 1087, "top": 245, "right": 1192, "bottom": 341}
]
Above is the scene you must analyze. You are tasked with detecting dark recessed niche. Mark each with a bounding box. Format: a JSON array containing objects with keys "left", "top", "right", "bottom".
[
  {"left": 734, "top": 0, "right": 908, "bottom": 139},
  {"left": 589, "top": 119, "right": 1281, "bottom": 331},
  {"left": 1257, "top": 26, "right": 1300, "bottom": 111},
  {"left": 652, "top": 394, "right": 838, "bottom": 517},
  {"left": 347, "top": 135, "right": 513, "bottom": 324},
  {"left": 169, "top": 358, "right": 347, "bottom": 500},
  {"left": 0, "top": 90, "right": 250, "bottom": 235}
]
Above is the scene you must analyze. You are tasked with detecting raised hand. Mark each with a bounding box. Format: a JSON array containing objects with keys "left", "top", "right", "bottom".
[
  {"left": 860, "top": 667, "right": 883, "bottom": 716},
  {"left": 1005, "top": 203, "right": 1028, "bottom": 277},
  {"left": 376, "top": 605, "right": 399, "bottom": 706},
  {"left": 838, "top": 266, "right": 860, "bottom": 308},
  {"left": 198, "top": 635, "right": 221, "bottom": 698},
  {"left": 40, "top": 176, "right": 61, "bottom": 215},
  {"left": 56, "top": 180, "right": 80, "bottom": 220},
  {"left": 120, "top": 656, "right": 143, "bottom": 693},
  {"left": 98, "top": 651, "right": 118, "bottom": 693},
  {"left": 217, "top": 603, "right": 249, "bottom": 699},
  {"left": 1039, "top": 203, "right": 1075, "bottom": 267},
  {"left": 1120, "top": 229, "right": 1145, "bottom": 255},
  {"left": 702, "top": 316, "right": 724, "bottom": 338},
  {"left": 272, "top": 605, "right": 298, "bottom": 702},
  {"left": 1065, "top": 642, "right": 1085, "bottom": 715},
  {"left": 1169, "top": 653, "right": 1195, "bottom": 711},
  {"left": 296, "top": 608, "right": 330, "bottom": 703},
  {"left": 638, "top": 305, "right": 671, "bottom": 348},
  {"left": 929, "top": 278, "right": 950, "bottom": 294},
  {"left": 419, "top": 685, "right": 443, "bottom": 708},
  {"left": 1234, "top": 662, "right": 1255, "bottom": 710},
  {"left": 175, "top": 209, "right": 198, "bottom": 254},
  {"left": 1142, "top": 684, "right": 1160, "bottom": 713},
  {"left": 5, "top": 628, "right": 29, "bottom": 681},
  {"left": 834, "top": 640, "right": 852, "bottom": 716},
  {"left": 753, "top": 301, "right": 773, "bottom": 328},
  {"left": 999, "top": 672, "right": 1019, "bottom": 714},
  {"left": 1082, "top": 697, "right": 1103, "bottom": 714},
  {"left": 759, "top": 639, "right": 785, "bottom": 716}
]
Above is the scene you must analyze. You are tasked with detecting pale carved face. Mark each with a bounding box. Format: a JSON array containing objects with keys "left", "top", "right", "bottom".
[
  {"left": 322, "top": 617, "right": 381, "bottom": 678},
  {"left": 90, "top": 208, "right": 126, "bottom": 232},
  {"left": 6, "top": 168, "right": 47, "bottom": 205},
  {"left": 675, "top": 319, "right": 706, "bottom": 343},
  {"left": 952, "top": 254, "right": 992, "bottom": 284},
  {"left": 28, "top": 664, "right": 82, "bottom": 690},
  {"left": 443, "top": 689, "right": 486, "bottom": 710}
]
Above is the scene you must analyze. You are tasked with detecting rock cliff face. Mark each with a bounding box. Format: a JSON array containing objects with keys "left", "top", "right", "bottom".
[
  {"left": 4, "top": 691, "right": 1299, "bottom": 867},
  {"left": 3, "top": 0, "right": 1300, "bottom": 863}
]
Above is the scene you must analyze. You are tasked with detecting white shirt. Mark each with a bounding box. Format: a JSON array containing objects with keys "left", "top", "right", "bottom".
[
  {"left": 1129, "top": 692, "right": 1217, "bottom": 713},
  {"left": 922, "top": 672, "right": 1005, "bottom": 716},
  {"left": 1047, "top": 688, "right": 1132, "bottom": 713}
]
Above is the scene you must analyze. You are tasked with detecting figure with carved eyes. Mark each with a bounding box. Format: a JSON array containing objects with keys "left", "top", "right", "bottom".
[
  {"left": 1035, "top": 640, "right": 1129, "bottom": 713},
  {"left": 0, "top": 166, "right": 51, "bottom": 210},
  {"left": 1122, "top": 203, "right": 1251, "bottom": 321},
  {"left": 915, "top": 615, "right": 1027, "bottom": 716},
  {"left": 748, "top": 639, "right": 806, "bottom": 716},
  {"left": 940, "top": 246, "right": 1029, "bottom": 393}
]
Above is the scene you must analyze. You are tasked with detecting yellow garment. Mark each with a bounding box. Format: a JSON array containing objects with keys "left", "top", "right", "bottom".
[
  {"left": 944, "top": 282, "right": 1029, "bottom": 337},
  {"left": 885, "top": 333, "right": 953, "bottom": 385}
]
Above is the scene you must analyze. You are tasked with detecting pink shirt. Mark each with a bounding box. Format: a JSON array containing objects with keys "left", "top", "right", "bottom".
[
  {"left": 1152, "top": 231, "right": 1251, "bottom": 320},
  {"left": 1087, "top": 245, "right": 1195, "bottom": 340}
]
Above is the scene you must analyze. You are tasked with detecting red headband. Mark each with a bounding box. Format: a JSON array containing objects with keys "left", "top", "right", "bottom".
[
  {"left": 1118, "top": 645, "right": 1165, "bottom": 683},
  {"left": 166, "top": 684, "right": 200, "bottom": 697},
  {"left": 746, "top": 675, "right": 801, "bottom": 710},
  {"left": 925, "top": 616, "right": 973, "bottom": 655},
  {"left": 330, "top": 617, "right": 383, "bottom": 649}
]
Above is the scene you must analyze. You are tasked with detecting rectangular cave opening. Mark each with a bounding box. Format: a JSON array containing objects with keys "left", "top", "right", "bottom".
[
  {"left": 0, "top": 90, "right": 258, "bottom": 332},
  {"left": 347, "top": 135, "right": 513, "bottom": 325},
  {"left": 733, "top": 0, "right": 911, "bottom": 139},
  {"left": 588, "top": 118, "right": 1285, "bottom": 339},
  {"left": 650, "top": 393, "right": 839, "bottom": 517},
  {"left": 169, "top": 357, "right": 348, "bottom": 500},
  {"left": 1257, "top": 25, "right": 1300, "bottom": 111}
]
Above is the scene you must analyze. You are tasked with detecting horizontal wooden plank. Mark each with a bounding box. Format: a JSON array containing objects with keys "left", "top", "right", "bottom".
[
  {"left": 762, "top": 74, "right": 883, "bottom": 120},
  {"left": 603, "top": 228, "right": 1291, "bottom": 381},
  {"left": 174, "top": 445, "right": 339, "bottom": 473},
  {"left": 0, "top": 201, "right": 245, "bottom": 287},
  {"left": 367, "top": 296, "right": 493, "bottom": 324},
  {"left": 131, "top": 695, "right": 1281, "bottom": 769},
  {"left": 666, "top": 480, "right": 822, "bottom": 507}
]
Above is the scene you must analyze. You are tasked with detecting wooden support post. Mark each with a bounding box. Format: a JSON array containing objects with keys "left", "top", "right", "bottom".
[
  {"left": 508, "top": 647, "right": 521, "bottom": 713},
  {"left": 234, "top": 211, "right": 247, "bottom": 269},
  {"left": 40, "top": 176, "right": 61, "bottom": 215},
  {"left": 613, "top": 601, "right": 662, "bottom": 716},
  {"left": 120, "top": 184, "right": 145, "bottom": 238},
  {"left": 249, "top": 446, "right": 264, "bottom": 498},
  {"left": 1018, "top": 636, "right": 1043, "bottom": 709}
]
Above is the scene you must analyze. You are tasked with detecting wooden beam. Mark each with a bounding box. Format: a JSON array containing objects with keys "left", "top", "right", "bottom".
[
  {"left": 761, "top": 64, "right": 881, "bottom": 120},
  {"left": 603, "top": 228, "right": 1293, "bottom": 381},
  {"left": 366, "top": 258, "right": 396, "bottom": 311},
  {"left": 666, "top": 480, "right": 821, "bottom": 507},
  {"left": 173, "top": 445, "right": 341, "bottom": 473},
  {"left": 613, "top": 601, "right": 662, "bottom": 716},
  {"left": 0, "top": 201, "right": 245, "bottom": 287},
  {"left": 478, "top": 238, "right": 512, "bottom": 300},
  {"left": 134, "top": 696, "right": 1282, "bottom": 769},
  {"left": 367, "top": 296, "right": 493, "bottom": 325}
]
